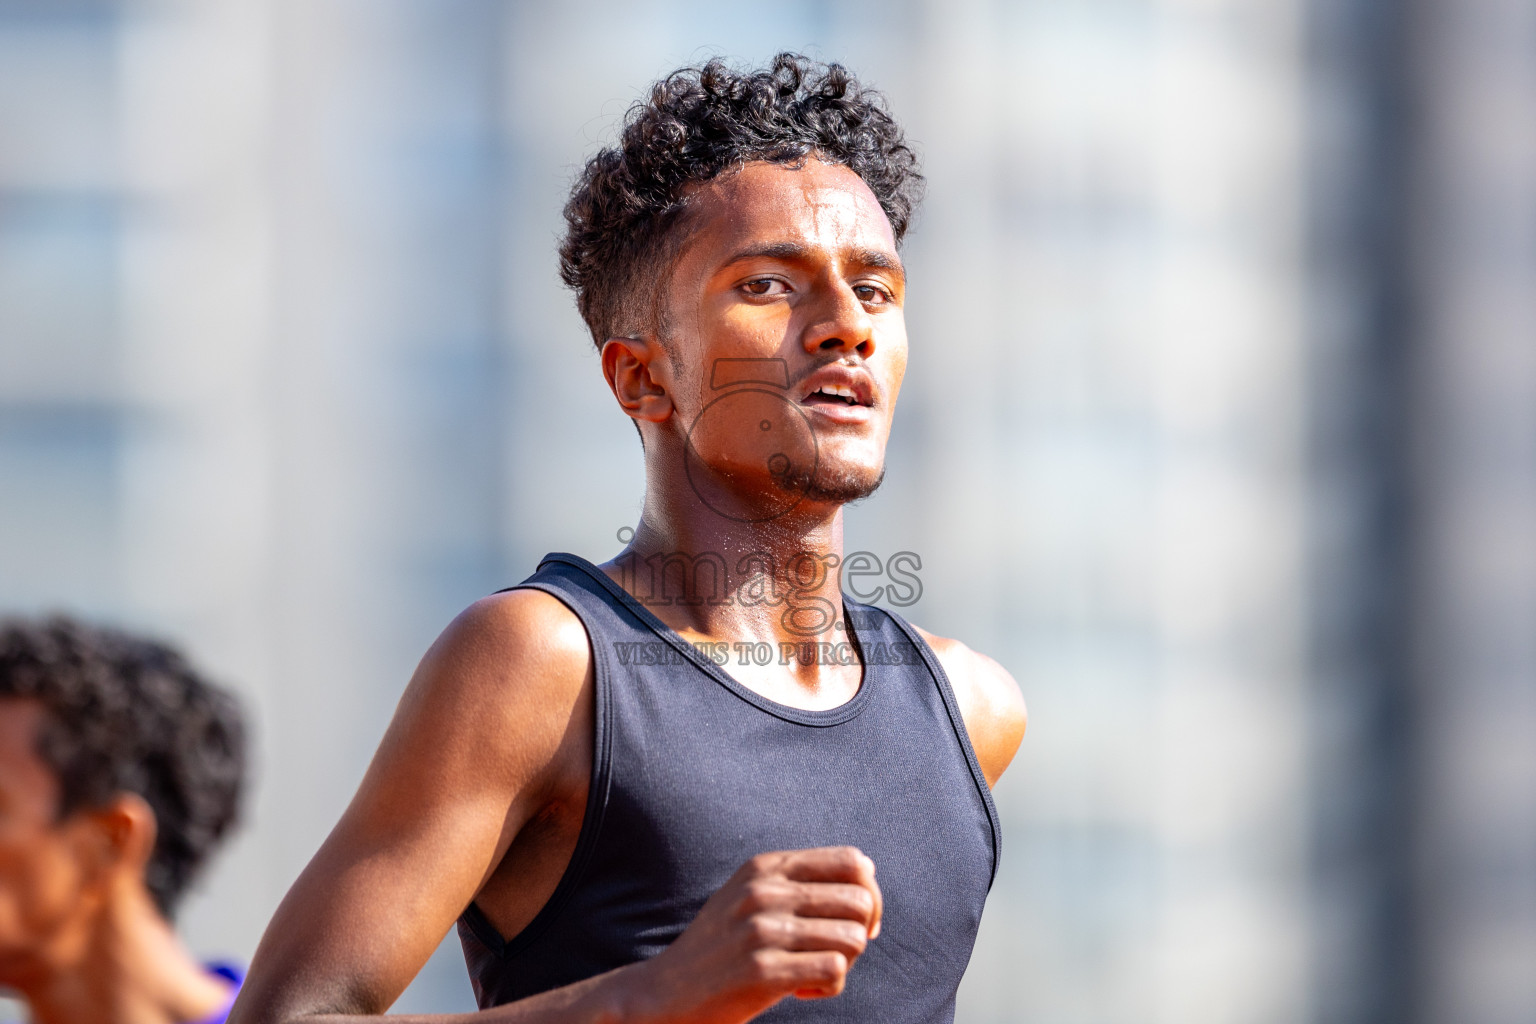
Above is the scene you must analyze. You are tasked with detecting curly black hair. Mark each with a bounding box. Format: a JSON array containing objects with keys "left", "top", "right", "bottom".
[
  {"left": 0, "top": 616, "right": 246, "bottom": 919},
  {"left": 560, "top": 52, "right": 924, "bottom": 347}
]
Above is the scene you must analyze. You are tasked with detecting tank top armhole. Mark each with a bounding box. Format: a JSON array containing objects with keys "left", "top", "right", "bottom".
[
  {"left": 462, "top": 580, "right": 616, "bottom": 959},
  {"left": 878, "top": 607, "right": 1004, "bottom": 889}
]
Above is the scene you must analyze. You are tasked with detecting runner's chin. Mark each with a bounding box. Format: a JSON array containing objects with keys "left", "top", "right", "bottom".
[{"left": 777, "top": 458, "right": 886, "bottom": 506}]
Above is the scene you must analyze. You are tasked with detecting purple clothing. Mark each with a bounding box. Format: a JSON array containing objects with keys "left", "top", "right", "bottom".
[{"left": 193, "top": 963, "right": 242, "bottom": 1024}]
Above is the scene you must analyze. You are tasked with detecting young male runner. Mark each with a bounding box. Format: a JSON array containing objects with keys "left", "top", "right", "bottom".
[
  {"left": 233, "top": 54, "right": 1026, "bottom": 1024},
  {"left": 0, "top": 616, "right": 247, "bottom": 1024}
]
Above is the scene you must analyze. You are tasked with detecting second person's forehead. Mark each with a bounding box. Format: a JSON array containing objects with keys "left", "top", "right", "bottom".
[{"left": 0, "top": 699, "right": 58, "bottom": 799}]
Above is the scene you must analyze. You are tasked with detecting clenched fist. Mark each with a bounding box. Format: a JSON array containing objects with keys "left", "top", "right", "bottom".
[{"left": 627, "top": 846, "right": 884, "bottom": 1023}]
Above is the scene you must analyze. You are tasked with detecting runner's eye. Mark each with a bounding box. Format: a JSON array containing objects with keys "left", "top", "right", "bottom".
[
  {"left": 855, "top": 284, "right": 891, "bottom": 305},
  {"left": 742, "top": 278, "right": 789, "bottom": 297}
]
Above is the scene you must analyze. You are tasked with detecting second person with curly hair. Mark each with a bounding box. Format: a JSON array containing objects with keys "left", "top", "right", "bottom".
[{"left": 0, "top": 616, "right": 247, "bottom": 1024}]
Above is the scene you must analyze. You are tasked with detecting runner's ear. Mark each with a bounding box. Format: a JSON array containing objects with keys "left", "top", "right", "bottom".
[{"left": 602, "top": 336, "right": 673, "bottom": 424}]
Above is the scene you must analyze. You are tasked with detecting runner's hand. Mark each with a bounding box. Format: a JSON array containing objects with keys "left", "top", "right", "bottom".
[{"left": 628, "top": 846, "right": 883, "bottom": 1023}]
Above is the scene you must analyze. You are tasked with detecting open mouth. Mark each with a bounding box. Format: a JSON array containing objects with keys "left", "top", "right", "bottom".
[{"left": 802, "top": 384, "right": 871, "bottom": 408}]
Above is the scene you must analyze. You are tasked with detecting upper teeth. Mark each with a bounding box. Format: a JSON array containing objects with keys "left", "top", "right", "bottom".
[{"left": 818, "top": 385, "right": 856, "bottom": 399}]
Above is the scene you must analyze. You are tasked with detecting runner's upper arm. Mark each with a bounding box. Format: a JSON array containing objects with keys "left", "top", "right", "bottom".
[{"left": 232, "top": 589, "right": 592, "bottom": 1021}]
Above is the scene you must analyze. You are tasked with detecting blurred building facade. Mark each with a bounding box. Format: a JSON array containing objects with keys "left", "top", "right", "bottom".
[{"left": 0, "top": 1, "right": 1530, "bottom": 1023}]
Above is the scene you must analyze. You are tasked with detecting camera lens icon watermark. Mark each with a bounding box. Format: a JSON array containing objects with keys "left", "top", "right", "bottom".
[{"left": 684, "top": 358, "right": 819, "bottom": 523}]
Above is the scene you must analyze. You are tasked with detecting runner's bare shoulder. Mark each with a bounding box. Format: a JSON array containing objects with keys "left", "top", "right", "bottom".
[
  {"left": 911, "top": 625, "right": 1026, "bottom": 787},
  {"left": 388, "top": 588, "right": 593, "bottom": 786}
]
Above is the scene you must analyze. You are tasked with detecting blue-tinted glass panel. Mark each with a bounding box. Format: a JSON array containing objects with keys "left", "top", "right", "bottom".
[
  {"left": 0, "top": 404, "right": 121, "bottom": 611},
  {"left": 0, "top": 194, "right": 119, "bottom": 401}
]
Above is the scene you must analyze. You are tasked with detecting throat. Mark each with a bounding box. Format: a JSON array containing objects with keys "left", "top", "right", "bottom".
[
  {"left": 667, "top": 613, "right": 865, "bottom": 713},
  {"left": 23, "top": 895, "right": 236, "bottom": 1024}
]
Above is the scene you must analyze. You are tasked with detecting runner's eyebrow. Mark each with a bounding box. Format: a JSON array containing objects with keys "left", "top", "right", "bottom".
[
  {"left": 724, "top": 242, "right": 905, "bottom": 280},
  {"left": 851, "top": 248, "right": 905, "bottom": 278},
  {"left": 726, "top": 241, "right": 810, "bottom": 264}
]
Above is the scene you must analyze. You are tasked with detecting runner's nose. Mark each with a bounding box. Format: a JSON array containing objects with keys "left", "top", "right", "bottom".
[{"left": 801, "top": 280, "right": 875, "bottom": 359}]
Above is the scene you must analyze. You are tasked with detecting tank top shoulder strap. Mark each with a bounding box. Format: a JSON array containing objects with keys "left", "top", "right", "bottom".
[
  {"left": 844, "top": 599, "right": 1004, "bottom": 886},
  {"left": 499, "top": 552, "right": 647, "bottom": 635},
  {"left": 463, "top": 552, "right": 629, "bottom": 960}
]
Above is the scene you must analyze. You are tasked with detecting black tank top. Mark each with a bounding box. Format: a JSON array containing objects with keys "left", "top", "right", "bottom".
[{"left": 457, "top": 553, "right": 1001, "bottom": 1022}]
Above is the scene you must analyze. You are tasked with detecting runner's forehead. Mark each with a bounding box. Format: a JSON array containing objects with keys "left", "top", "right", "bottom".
[{"left": 692, "top": 160, "right": 900, "bottom": 268}]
